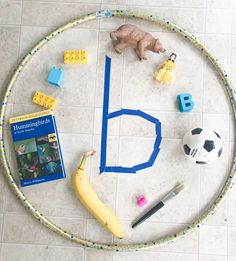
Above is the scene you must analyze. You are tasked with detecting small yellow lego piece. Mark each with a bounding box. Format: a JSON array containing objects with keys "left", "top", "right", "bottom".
[
  {"left": 32, "top": 91, "right": 58, "bottom": 110},
  {"left": 64, "top": 50, "right": 87, "bottom": 64}
]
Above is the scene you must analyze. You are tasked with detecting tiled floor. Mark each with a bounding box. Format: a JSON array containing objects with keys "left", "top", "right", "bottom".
[{"left": 0, "top": 0, "right": 236, "bottom": 260}]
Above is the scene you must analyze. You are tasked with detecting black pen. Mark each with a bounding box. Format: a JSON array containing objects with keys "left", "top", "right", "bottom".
[{"left": 132, "top": 184, "right": 184, "bottom": 229}]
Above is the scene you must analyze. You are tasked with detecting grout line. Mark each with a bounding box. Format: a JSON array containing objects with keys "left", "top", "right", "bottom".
[
  {"left": 112, "top": 15, "right": 126, "bottom": 247},
  {"left": 84, "top": 3, "right": 102, "bottom": 252},
  {"left": 226, "top": 195, "right": 230, "bottom": 261},
  {"left": 0, "top": 213, "right": 3, "bottom": 242},
  {"left": 22, "top": 0, "right": 103, "bottom": 4},
  {"left": 226, "top": 11, "right": 234, "bottom": 261},
  {"left": 0, "top": 241, "right": 188, "bottom": 254},
  {"left": 22, "top": 0, "right": 101, "bottom": 6},
  {"left": 3, "top": 23, "right": 236, "bottom": 36},
  {"left": 83, "top": 247, "right": 87, "bottom": 261},
  {"left": 198, "top": 1, "right": 207, "bottom": 258},
  {"left": 13, "top": 0, "right": 24, "bottom": 102},
  {"left": 61, "top": 133, "right": 232, "bottom": 143},
  {"left": 126, "top": 4, "right": 235, "bottom": 10},
  {"left": 0, "top": 240, "right": 234, "bottom": 257},
  {"left": 3, "top": 210, "right": 235, "bottom": 227},
  {"left": 1, "top": 213, "right": 5, "bottom": 247},
  {"left": 7, "top": 0, "right": 23, "bottom": 115},
  {"left": 0, "top": 24, "right": 22, "bottom": 28},
  {"left": 12, "top": 102, "right": 235, "bottom": 115},
  {"left": 90, "top": 22, "right": 101, "bottom": 181},
  {"left": 1, "top": 241, "right": 86, "bottom": 250},
  {"left": 16, "top": 0, "right": 232, "bottom": 11},
  {"left": 7, "top": 24, "right": 207, "bottom": 35},
  {"left": 113, "top": 12, "right": 127, "bottom": 246},
  {"left": 1, "top": 0, "right": 23, "bottom": 247},
  {"left": 199, "top": 253, "right": 233, "bottom": 258},
  {"left": 21, "top": 0, "right": 206, "bottom": 10},
  {"left": 82, "top": 247, "right": 86, "bottom": 261}
]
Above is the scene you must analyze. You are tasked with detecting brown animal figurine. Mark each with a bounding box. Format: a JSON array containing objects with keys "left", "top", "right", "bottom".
[{"left": 110, "top": 24, "right": 165, "bottom": 60}]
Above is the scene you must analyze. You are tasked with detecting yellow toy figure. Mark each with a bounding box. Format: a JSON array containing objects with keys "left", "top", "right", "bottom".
[{"left": 155, "top": 53, "right": 177, "bottom": 85}]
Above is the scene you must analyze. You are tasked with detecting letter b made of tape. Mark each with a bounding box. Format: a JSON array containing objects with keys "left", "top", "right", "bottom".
[
  {"left": 177, "top": 93, "right": 194, "bottom": 112},
  {"left": 100, "top": 56, "right": 162, "bottom": 174}
]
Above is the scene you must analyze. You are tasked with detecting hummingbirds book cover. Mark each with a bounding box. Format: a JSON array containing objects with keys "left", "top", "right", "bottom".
[{"left": 10, "top": 110, "right": 66, "bottom": 187}]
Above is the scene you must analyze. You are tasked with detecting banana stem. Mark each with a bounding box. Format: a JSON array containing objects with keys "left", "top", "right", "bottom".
[{"left": 79, "top": 150, "right": 96, "bottom": 170}]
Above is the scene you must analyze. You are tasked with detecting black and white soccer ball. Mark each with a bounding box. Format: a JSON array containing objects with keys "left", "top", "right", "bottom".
[{"left": 183, "top": 127, "right": 223, "bottom": 164}]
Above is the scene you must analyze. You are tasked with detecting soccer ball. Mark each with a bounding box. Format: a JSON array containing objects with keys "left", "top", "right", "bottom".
[{"left": 182, "top": 127, "right": 223, "bottom": 164}]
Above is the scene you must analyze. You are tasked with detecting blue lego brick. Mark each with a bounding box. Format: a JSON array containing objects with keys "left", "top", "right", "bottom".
[
  {"left": 47, "top": 67, "right": 64, "bottom": 87},
  {"left": 177, "top": 93, "right": 194, "bottom": 112}
]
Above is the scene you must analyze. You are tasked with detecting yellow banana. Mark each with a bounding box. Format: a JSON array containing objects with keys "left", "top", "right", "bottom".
[{"left": 72, "top": 151, "right": 124, "bottom": 239}]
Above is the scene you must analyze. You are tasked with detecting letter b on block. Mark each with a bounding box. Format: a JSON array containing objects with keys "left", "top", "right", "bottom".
[{"left": 177, "top": 93, "right": 194, "bottom": 112}]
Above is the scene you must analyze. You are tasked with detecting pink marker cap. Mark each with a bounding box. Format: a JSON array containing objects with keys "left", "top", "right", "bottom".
[{"left": 137, "top": 195, "right": 147, "bottom": 207}]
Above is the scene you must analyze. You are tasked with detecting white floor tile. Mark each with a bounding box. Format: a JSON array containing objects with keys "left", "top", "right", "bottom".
[
  {"left": 0, "top": 1, "right": 22, "bottom": 25},
  {"left": 206, "top": 9, "right": 232, "bottom": 34},
  {"left": 228, "top": 227, "right": 236, "bottom": 256},
  {"left": 0, "top": 243, "right": 84, "bottom": 261},
  {"left": 22, "top": 2, "right": 100, "bottom": 28},
  {"left": 0, "top": 26, "right": 20, "bottom": 102},
  {"left": 85, "top": 248, "right": 113, "bottom": 261},
  {"left": 199, "top": 225, "right": 227, "bottom": 255},
  {"left": 2, "top": 213, "right": 49, "bottom": 244}
]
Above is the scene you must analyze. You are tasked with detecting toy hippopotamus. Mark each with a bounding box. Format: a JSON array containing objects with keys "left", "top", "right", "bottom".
[{"left": 110, "top": 24, "right": 166, "bottom": 60}]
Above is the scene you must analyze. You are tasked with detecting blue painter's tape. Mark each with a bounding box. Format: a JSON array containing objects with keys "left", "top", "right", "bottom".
[
  {"left": 104, "top": 166, "right": 137, "bottom": 174},
  {"left": 100, "top": 56, "right": 111, "bottom": 174},
  {"left": 121, "top": 109, "right": 140, "bottom": 116},
  {"left": 99, "top": 165, "right": 106, "bottom": 174},
  {"left": 100, "top": 56, "right": 162, "bottom": 174},
  {"left": 108, "top": 110, "right": 123, "bottom": 119},
  {"left": 136, "top": 110, "right": 158, "bottom": 124},
  {"left": 155, "top": 120, "right": 162, "bottom": 137},
  {"left": 149, "top": 147, "right": 160, "bottom": 165},
  {"left": 153, "top": 132, "right": 162, "bottom": 149},
  {"left": 132, "top": 161, "right": 152, "bottom": 172}
]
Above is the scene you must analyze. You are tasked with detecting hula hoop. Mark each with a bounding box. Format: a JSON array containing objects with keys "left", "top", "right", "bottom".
[{"left": 0, "top": 10, "right": 235, "bottom": 252}]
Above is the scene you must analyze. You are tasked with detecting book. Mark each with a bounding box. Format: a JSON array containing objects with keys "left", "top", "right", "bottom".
[{"left": 10, "top": 110, "right": 66, "bottom": 187}]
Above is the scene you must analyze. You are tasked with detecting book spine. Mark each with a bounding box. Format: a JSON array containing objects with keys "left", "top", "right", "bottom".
[{"left": 52, "top": 115, "right": 66, "bottom": 177}]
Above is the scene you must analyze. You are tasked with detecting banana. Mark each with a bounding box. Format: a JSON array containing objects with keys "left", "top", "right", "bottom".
[{"left": 72, "top": 151, "right": 124, "bottom": 239}]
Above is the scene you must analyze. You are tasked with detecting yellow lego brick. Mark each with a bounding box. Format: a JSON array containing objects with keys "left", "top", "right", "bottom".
[
  {"left": 32, "top": 91, "right": 58, "bottom": 110},
  {"left": 64, "top": 50, "right": 87, "bottom": 64}
]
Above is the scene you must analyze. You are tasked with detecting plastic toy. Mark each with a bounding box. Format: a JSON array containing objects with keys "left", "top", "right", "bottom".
[
  {"left": 47, "top": 67, "right": 64, "bottom": 87},
  {"left": 177, "top": 93, "right": 194, "bottom": 112},
  {"left": 32, "top": 91, "right": 58, "bottom": 110},
  {"left": 110, "top": 24, "right": 165, "bottom": 61},
  {"left": 64, "top": 50, "right": 87, "bottom": 64},
  {"left": 155, "top": 53, "right": 176, "bottom": 84},
  {"left": 183, "top": 127, "right": 222, "bottom": 164},
  {"left": 137, "top": 195, "right": 147, "bottom": 207}
]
